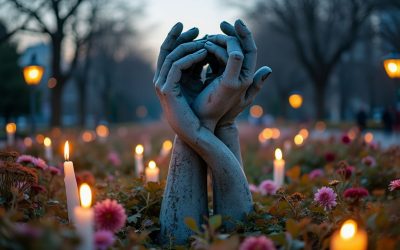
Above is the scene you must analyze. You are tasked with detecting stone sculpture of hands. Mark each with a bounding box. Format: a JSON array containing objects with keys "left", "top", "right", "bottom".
[{"left": 154, "top": 20, "right": 271, "bottom": 244}]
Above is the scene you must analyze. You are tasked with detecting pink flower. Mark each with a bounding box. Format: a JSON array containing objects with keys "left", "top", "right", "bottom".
[
  {"left": 341, "top": 135, "right": 351, "bottom": 144},
  {"left": 249, "top": 184, "right": 259, "bottom": 193},
  {"left": 309, "top": 169, "right": 324, "bottom": 180},
  {"left": 94, "top": 230, "right": 115, "bottom": 250},
  {"left": 259, "top": 180, "right": 278, "bottom": 195},
  {"left": 17, "top": 155, "right": 36, "bottom": 165},
  {"left": 94, "top": 199, "right": 127, "bottom": 232},
  {"left": 389, "top": 179, "right": 400, "bottom": 191},
  {"left": 47, "top": 166, "right": 61, "bottom": 176},
  {"left": 14, "top": 223, "right": 43, "bottom": 238},
  {"left": 324, "top": 152, "right": 336, "bottom": 162},
  {"left": 362, "top": 156, "right": 376, "bottom": 167},
  {"left": 107, "top": 152, "right": 121, "bottom": 167},
  {"left": 33, "top": 157, "right": 48, "bottom": 170},
  {"left": 239, "top": 235, "right": 276, "bottom": 250},
  {"left": 336, "top": 166, "right": 355, "bottom": 180},
  {"left": 314, "top": 187, "right": 337, "bottom": 210},
  {"left": 31, "top": 184, "right": 47, "bottom": 195},
  {"left": 343, "top": 187, "right": 369, "bottom": 200}
]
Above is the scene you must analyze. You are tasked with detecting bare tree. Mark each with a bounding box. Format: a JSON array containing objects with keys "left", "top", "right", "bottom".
[
  {"left": 250, "top": 0, "right": 385, "bottom": 119},
  {"left": 0, "top": 0, "right": 91, "bottom": 126}
]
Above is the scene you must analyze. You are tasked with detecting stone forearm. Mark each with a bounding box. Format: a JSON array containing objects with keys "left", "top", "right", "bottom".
[
  {"left": 159, "top": 135, "right": 208, "bottom": 244},
  {"left": 215, "top": 122, "right": 243, "bottom": 166}
]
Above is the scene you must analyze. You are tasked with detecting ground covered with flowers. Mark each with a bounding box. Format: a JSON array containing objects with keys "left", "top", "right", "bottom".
[{"left": 0, "top": 122, "right": 399, "bottom": 249}]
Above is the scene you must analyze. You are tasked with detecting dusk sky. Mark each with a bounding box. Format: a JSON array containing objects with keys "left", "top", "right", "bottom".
[{"left": 11, "top": 0, "right": 251, "bottom": 68}]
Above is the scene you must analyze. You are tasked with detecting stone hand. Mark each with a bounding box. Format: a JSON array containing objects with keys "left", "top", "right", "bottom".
[{"left": 202, "top": 20, "right": 272, "bottom": 127}]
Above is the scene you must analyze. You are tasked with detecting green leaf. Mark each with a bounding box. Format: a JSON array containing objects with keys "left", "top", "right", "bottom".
[
  {"left": 209, "top": 215, "right": 222, "bottom": 230},
  {"left": 128, "top": 213, "right": 141, "bottom": 223},
  {"left": 185, "top": 217, "right": 199, "bottom": 233}
]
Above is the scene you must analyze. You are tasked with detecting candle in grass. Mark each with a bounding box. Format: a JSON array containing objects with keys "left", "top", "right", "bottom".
[
  {"left": 44, "top": 137, "right": 53, "bottom": 161},
  {"left": 135, "top": 144, "right": 144, "bottom": 176},
  {"left": 5, "top": 123, "right": 16, "bottom": 146},
  {"left": 145, "top": 160, "right": 159, "bottom": 182},
  {"left": 74, "top": 183, "right": 94, "bottom": 250},
  {"left": 64, "top": 141, "right": 80, "bottom": 223},
  {"left": 273, "top": 148, "right": 285, "bottom": 188},
  {"left": 331, "top": 219, "right": 367, "bottom": 250}
]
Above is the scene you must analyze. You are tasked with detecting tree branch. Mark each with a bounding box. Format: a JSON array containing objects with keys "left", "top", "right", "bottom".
[{"left": 8, "top": 0, "right": 51, "bottom": 34}]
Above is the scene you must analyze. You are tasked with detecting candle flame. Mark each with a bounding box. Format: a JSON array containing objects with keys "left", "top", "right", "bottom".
[
  {"left": 79, "top": 183, "right": 92, "bottom": 208},
  {"left": 44, "top": 137, "right": 51, "bottom": 147},
  {"left": 162, "top": 140, "right": 173, "bottom": 151},
  {"left": 148, "top": 160, "right": 156, "bottom": 169},
  {"left": 135, "top": 144, "right": 144, "bottom": 155},
  {"left": 340, "top": 219, "right": 357, "bottom": 239},
  {"left": 275, "top": 148, "right": 282, "bottom": 160},
  {"left": 294, "top": 134, "right": 304, "bottom": 145},
  {"left": 64, "top": 141, "right": 69, "bottom": 161}
]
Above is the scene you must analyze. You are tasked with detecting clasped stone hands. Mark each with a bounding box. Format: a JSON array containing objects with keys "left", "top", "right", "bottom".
[{"left": 154, "top": 19, "right": 272, "bottom": 245}]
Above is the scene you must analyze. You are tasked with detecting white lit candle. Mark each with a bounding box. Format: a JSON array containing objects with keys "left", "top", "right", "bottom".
[
  {"left": 74, "top": 183, "right": 94, "bottom": 250},
  {"left": 331, "top": 219, "right": 367, "bottom": 250},
  {"left": 145, "top": 160, "right": 159, "bottom": 182},
  {"left": 44, "top": 137, "right": 53, "bottom": 161},
  {"left": 64, "top": 141, "right": 80, "bottom": 223},
  {"left": 135, "top": 144, "right": 144, "bottom": 177},
  {"left": 273, "top": 148, "right": 285, "bottom": 188},
  {"left": 5, "top": 123, "right": 16, "bottom": 146},
  {"left": 159, "top": 140, "right": 173, "bottom": 157}
]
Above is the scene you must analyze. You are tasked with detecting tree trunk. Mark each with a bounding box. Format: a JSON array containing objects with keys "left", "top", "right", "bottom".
[
  {"left": 50, "top": 34, "right": 63, "bottom": 127},
  {"left": 314, "top": 80, "right": 327, "bottom": 120}
]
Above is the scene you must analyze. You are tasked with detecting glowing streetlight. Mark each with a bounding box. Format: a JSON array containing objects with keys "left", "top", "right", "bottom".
[
  {"left": 22, "top": 54, "right": 44, "bottom": 134},
  {"left": 383, "top": 54, "right": 400, "bottom": 79}
]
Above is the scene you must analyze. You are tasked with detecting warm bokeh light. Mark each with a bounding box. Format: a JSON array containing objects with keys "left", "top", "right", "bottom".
[
  {"left": 47, "top": 77, "right": 57, "bottom": 88},
  {"left": 261, "top": 128, "right": 273, "bottom": 140},
  {"left": 148, "top": 160, "right": 157, "bottom": 169},
  {"left": 64, "top": 141, "right": 70, "bottom": 161},
  {"left": 249, "top": 105, "right": 263, "bottom": 118},
  {"left": 82, "top": 131, "right": 96, "bottom": 142},
  {"left": 96, "top": 125, "right": 109, "bottom": 138},
  {"left": 364, "top": 132, "right": 374, "bottom": 144},
  {"left": 299, "top": 128, "right": 309, "bottom": 139},
  {"left": 384, "top": 58, "right": 400, "bottom": 78},
  {"left": 5, "top": 123, "right": 16, "bottom": 133},
  {"left": 272, "top": 128, "right": 281, "bottom": 139},
  {"left": 294, "top": 134, "right": 304, "bottom": 145},
  {"left": 24, "top": 137, "right": 33, "bottom": 147},
  {"left": 44, "top": 137, "right": 52, "bottom": 147},
  {"left": 23, "top": 65, "right": 44, "bottom": 85},
  {"left": 162, "top": 140, "right": 173, "bottom": 151},
  {"left": 136, "top": 105, "right": 148, "bottom": 118},
  {"left": 36, "top": 134, "right": 45, "bottom": 144},
  {"left": 258, "top": 133, "right": 267, "bottom": 144},
  {"left": 315, "top": 121, "right": 326, "bottom": 131},
  {"left": 79, "top": 183, "right": 92, "bottom": 208},
  {"left": 340, "top": 220, "right": 357, "bottom": 239},
  {"left": 347, "top": 129, "right": 357, "bottom": 140},
  {"left": 135, "top": 144, "right": 144, "bottom": 155},
  {"left": 288, "top": 94, "right": 303, "bottom": 109},
  {"left": 275, "top": 148, "right": 282, "bottom": 160}
]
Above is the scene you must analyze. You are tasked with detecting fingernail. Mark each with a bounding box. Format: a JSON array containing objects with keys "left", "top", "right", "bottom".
[
  {"left": 238, "top": 19, "right": 245, "bottom": 26},
  {"left": 262, "top": 72, "right": 271, "bottom": 81},
  {"left": 189, "top": 27, "right": 197, "bottom": 31},
  {"left": 205, "top": 41, "right": 213, "bottom": 46}
]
